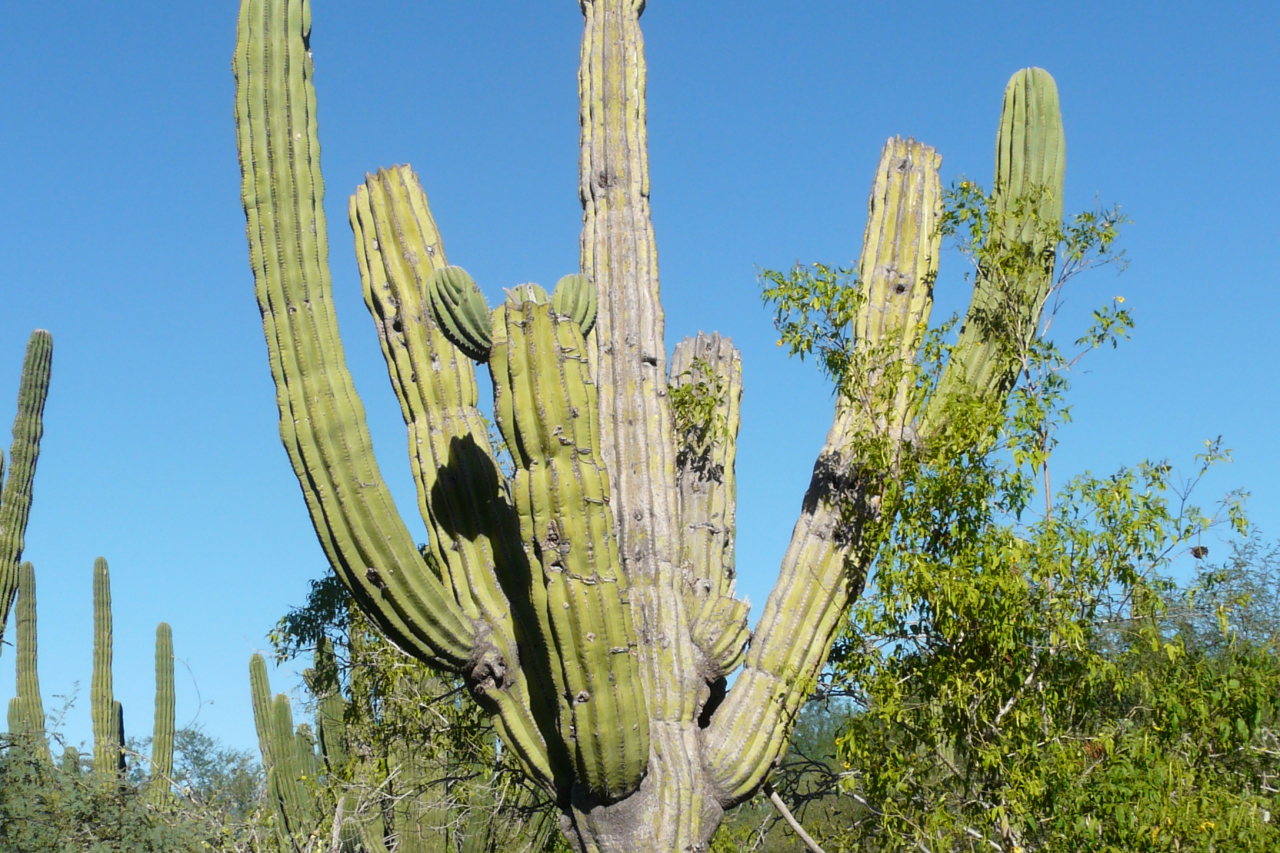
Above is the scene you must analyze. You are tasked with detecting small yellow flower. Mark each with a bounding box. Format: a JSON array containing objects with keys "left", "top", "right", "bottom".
[{"left": 1115, "top": 296, "right": 1125, "bottom": 303}]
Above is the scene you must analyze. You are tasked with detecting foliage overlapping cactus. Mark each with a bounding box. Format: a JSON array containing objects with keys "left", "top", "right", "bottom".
[
  {"left": 233, "top": 0, "right": 1070, "bottom": 847},
  {"left": 0, "top": 330, "right": 52, "bottom": 649}
]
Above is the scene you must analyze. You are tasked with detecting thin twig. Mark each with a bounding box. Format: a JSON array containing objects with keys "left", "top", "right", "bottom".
[{"left": 763, "top": 782, "right": 828, "bottom": 853}]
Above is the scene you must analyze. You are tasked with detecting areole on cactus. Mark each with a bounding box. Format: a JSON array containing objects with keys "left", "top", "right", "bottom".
[{"left": 233, "top": 0, "right": 1067, "bottom": 848}]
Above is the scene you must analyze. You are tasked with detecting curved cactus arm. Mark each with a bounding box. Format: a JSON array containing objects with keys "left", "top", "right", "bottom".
[
  {"left": 234, "top": 0, "right": 474, "bottom": 670},
  {"left": 490, "top": 300, "right": 649, "bottom": 801},
  {"left": 704, "top": 138, "right": 943, "bottom": 802},
  {"left": 0, "top": 331, "right": 52, "bottom": 648},
  {"left": 91, "top": 557, "right": 122, "bottom": 777},
  {"left": 149, "top": 622, "right": 175, "bottom": 805},
  {"left": 923, "top": 68, "right": 1065, "bottom": 429},
  {"left": 11, "top": 562, "right": 49, "bottom": 760},
  {"left": 670, "top": 333, "right": 749, "bottom": 679},
  {"left": 350, "top": 167, "right": 559, "bottom": 788}
]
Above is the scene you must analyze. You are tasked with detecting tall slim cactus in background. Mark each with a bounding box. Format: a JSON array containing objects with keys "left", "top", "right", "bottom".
[
  {"left": 0, "top": 330, "right": 52, "bottom": 650},
  {"left": 149, "top": 622, "right": 175, "bottom": 804},
  {"left": 6, "top": 561, "right": 49, "bottom": 761},
  {"left": 91, "top": 557, "right": 126, "bottom": 777},
  {"left": 233, "top": 1, "right": 1068, "bottom": 848},
  {"left": 250, "top": 653, "right": 321, "bottom": 851}
]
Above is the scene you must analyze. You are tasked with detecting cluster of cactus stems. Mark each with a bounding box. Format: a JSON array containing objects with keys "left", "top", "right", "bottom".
[
  {"left": 234, "top": 0, "right": 1066, "bottom": 848},
  {"left": 249, "top": 641, "right": 556, "bottom": 853},
  {"left": 4, "top": 548, "right": 177, "bottom": 791}
]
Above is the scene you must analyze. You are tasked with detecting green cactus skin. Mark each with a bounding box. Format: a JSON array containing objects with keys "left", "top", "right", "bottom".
[
  {"left": 670, "top": 334, "right": 749, "bottom": 679},
  {"left": 234, "top": 0, "right": 476, "bottom": 675},
  {"left": 924, "top": 68, "right": 1066, "bottom": 428},
  {"left": 0, "top": 331, "right": 52, "bottom": 649},
  {"left": 427, "top": 266, "right": 494, "bottom": 363},
  {"left": 91, "top": 557, "right": 123, "bottom": 777},
  {"left": 490, "top": 297, "right": 649, "bottom": 800},
  {"left": 149, "top": 622, "right": 175, "bottom": 804},
  {"left": 705, "top": 136, "right": 944, "bottom": 801},
  {"left": 551, "top": 275, "right": 598, "bottom": 338}
]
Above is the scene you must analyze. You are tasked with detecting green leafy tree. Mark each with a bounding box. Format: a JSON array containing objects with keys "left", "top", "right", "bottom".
[{"left": 747, "top": 181, "right": 1279, "bottom": 852}]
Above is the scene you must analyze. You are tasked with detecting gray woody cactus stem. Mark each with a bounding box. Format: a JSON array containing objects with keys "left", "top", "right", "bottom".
[{"left": 233, "top": 0, "right": 1065, "bottom": 849}]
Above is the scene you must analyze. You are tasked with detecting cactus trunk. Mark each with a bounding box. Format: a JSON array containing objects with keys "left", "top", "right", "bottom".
[
  {"left": 91, "top": 557, "right": 124, "bottom": 777},
  {"left": 8, "top": 562, "right": 48, "bottom": 761},
  {"left": 149, "top": 622, "right": 175, "bottom": 804}
]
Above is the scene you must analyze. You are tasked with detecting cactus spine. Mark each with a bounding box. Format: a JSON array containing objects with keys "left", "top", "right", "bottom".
[
  {"left": 0, "top": 331, "right": 52, "bottom": 649},
  {"left": 91, "top": 557, "right": 125, "bottom": 776},
  {"left": 149, "top": 622, "right": 175, "bottom": 804},
  {"left": 233, "top": 0, "right": 1072, "bottom": 846}
]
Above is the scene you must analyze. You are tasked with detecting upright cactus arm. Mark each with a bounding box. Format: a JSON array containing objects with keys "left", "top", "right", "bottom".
[
  {"left": 11, "top": 562, "right": 49, "bottom": 760},
  {"left": 234, "top": 0, "right": 474, "bottom": 671},
  {"left": 923, "top": 68, "right": 1065, "bottom": 428},
  {"left": 150, "top": 622, "right": 175, "bottom": 804},
  {"left": 671, "top": 334, "right": 749, "bottom": 679},
  {"left": 0, "top": 330, "right": 52, "bottom": 647},
  {"left": 704, "top": 138, "right": 943, "bottom": 802},
  {"left": 349, "top": 169, "right": 558, "bottom": 787},
  {"left": 91, "top": 557, "right": 123, "bottom": 776},
  {"left": 579, "top": 0, "right": 700, "bottom": 718},
  {"left": 489, "top": 297, "right": 650, "bottom": 801}
]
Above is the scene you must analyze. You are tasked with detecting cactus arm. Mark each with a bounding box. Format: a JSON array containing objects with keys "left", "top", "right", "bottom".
[
  {"left": 149, "top": 622, "right": 175, "bottom": 804},
  {"left": 11, "top": 562, "right": 49, "bottom": 760},
  {"left": 490, "top": 300, "right": 649, "bottom": 800},
  {"left": 0, "top": 331, "right": 52, "bottom": 647},
  {"left": 704, "top": 138, "right": 942, "bottom": 802},
  {"left": 91, "top": 557, "right": 122, "bottom": 776},
  {"left": 923, "top": 68, "right": 1065, "bottom": 427},
  {"left": 670, "top": 334, "right": 750, "bottom": 678},
  {"left": 234, "top": 0, "right": 475, "bottom": 669},
  {"left": 579, "top": 0, "right": 701, "bottom": 718},
  {"left": 114, "top": 700, "right": 126, "bottom": 774},
  {"left": 349, "top": 168, "right": 559, "bottom": 788}
]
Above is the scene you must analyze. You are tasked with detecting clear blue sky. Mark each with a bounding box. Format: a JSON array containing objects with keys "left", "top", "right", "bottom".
[{"left": 1, "top": 2, "right": 1276, "bottom": 754}]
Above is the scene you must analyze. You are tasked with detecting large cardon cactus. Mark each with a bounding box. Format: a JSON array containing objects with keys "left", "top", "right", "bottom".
[{"left": 233, "top": 1, "right": 1066, "bottom": 849}]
